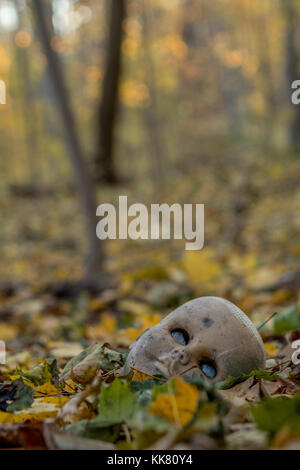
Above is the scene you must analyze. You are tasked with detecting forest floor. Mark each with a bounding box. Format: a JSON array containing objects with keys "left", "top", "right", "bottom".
[{"left": 0, "top": 149, "right": 299, "bottom": 449}]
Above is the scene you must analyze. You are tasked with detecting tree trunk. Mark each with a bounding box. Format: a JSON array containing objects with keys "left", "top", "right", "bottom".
[
  {"left": 95, "top": 0, "right": 126, "bottom": 184},
  {"left": 141, "top": 0, "right": 166, "bottom": 190},
  {"left": 32, "top": 0, "right": 103, "bottom": 283},
  {"left": 14, "top": 0, "right": 41, "bottom": 185}
]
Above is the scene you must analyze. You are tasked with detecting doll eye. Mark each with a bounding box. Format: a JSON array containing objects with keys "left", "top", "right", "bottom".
[
  {"left": 199, "top": 360, "right": 217, "bottom": 379},
  {"left": 171, "top": 328, "right": 189, "bottom": 346}
]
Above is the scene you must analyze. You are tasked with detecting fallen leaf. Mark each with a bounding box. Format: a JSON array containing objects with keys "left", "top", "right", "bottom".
[
  {"left": 183, "top": 249, "right": 221, "bottom": 286},
  {"left": 97, "top": 378, "right": 138, "bottom": 426},
  {"left": 150, "top": 377, "right": 199, "bottom": 426}
]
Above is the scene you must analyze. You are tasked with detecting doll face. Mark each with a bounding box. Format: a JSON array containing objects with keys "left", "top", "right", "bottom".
[{"left": 123, "top": 297, "right": 265, "bottom": 382}]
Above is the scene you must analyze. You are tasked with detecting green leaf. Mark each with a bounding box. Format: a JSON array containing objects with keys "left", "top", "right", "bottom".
[
  {"left": 7, "top": 378, "right": 35, "bottom": 412},
  {"left": 131, "top": 378, "right": 166, "bottom": 406},
  {"left": 14, "top": 358, "right": 57, "bottom": 386},
  {"left": 127, "top": 408, "right": 169, "bottom": 432},
  {"left": 64, "top": 420, "right": 120, "bottom": 442},
  {"left": 151, "top": 380, "right": 175, "bottom": 400},
  {"left": 217, "top": 369, "right": 281, "bottom": 390},
  {"left": 47, "top": 430, "right": 116, "bottom": 450},
  {"left": 251, "top": 395, "right": 300, "bottom": 434},
  {"left": 131, "top": 377, "right": 166, "bottom": 393},
  {"left": 274, "top": 306, "right": 300, "bottom": 334},
  {"left": 97, "top": 378, "right": 138, "bottom": 426},
  {"left": 193, "top": 402, "right": 220, "bottom": 433},
  {"left": 131, "top": 379, "right": 157, "bottom": 406}
]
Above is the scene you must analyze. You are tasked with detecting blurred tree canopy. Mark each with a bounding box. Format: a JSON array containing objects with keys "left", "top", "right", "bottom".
[
  {"left": 0, "top": 0, "right": 299, "bottom": 282},
  {"left": 0, "top": 0, "right": 300, "bottom": 451}
]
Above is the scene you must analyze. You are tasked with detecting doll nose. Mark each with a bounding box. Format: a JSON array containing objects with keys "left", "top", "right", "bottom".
[
  {"left": 187, "top": 342, "right": 214, "bottom": 365},
  {"left": 171, "top": 347, "right": 191, "bottom": 365}
]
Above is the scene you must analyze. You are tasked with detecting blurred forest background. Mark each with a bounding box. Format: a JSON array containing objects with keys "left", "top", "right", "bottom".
[
  {"left": 0, "top": 0, "right": 299, "bottom": 361},
  {"left": 0, "top": 0, "right": 300, "bottom": 450}
]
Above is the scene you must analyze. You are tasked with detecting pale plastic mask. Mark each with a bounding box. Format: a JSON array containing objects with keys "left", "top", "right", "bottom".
[{"left": 123, "top": 296, "right": 265, "bottom": 382}]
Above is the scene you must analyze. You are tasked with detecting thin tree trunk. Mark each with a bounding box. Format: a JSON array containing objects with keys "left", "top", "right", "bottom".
[
  {"left": 32, "top": 0, "right": 103, "bottom": 283},
  {"left": 95, "top": 0, "right": 126, "bottom": 184},
  {"left": 141, "top": 0, "right": 165, "bottom": 190},
  {"left": 12, "top": 0, "right": 41, "bottom": 185}
]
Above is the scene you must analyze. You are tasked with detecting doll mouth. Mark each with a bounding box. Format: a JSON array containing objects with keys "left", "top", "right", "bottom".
[
  {"left": 155, "top": 356, "right": 196, "bottom": 378},
  {"left": 153, "top": 360, "right": 171, "bottom": 378}
]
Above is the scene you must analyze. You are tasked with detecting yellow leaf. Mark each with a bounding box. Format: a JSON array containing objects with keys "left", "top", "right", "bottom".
[
  {"left": 271, "top": 289, "right": 294, "bottom": 304},
  {"left": 120, "top": 80, "right": 150, "bottom": 108},
  {"left": 88, "top": 298, "right": 106, "bottom": 311},
  {"left": 155, "top": 34, "right": 188, "bottom": 60},
  {"left": 86, "top": 313, "right": 117, "bottom": 341},
  {"left": 40, "top": 396, "right": 69, "bottom": 406},
  {"left": 0, "top": 398, "right": 65, "bottom": 424},
  {"left": 150, "top": 377, "right": 199, "bottom": 426},
  {"left": 63, "top": 379, "right": 78, "bottom": 394},
  {"left": 0, "top": 323, "right": 18, "bottom": 341},
  {"left": 132, "top": 370, "right": 150, "bottom": 381},
  {"left": 0, "top": 411, "right": 17, "bottom": 424},
  {"left": 0, "top": 45, "right": 11, "bottom": 74},
  {"left": 264, "top": 342, "right": 280, "bottom": 356},
  {"left": 139, "top": 313, "right": 161, "bottom": 330},
  {"left": 122, "top": 38, "right": 140, "bottom": 58},
  {"left": 227, "top": 253, "right": 258, "bottom": 276},
  {"left": 34, "top": 382, "right": 60, "bottom": 396},
  {"left": 100, "top": 314, "right": 118, "bottom": 333},
  {"left": 183, "top": 249, "right": 221, "bottom": 286},
  {"left": 53, "top": 266, "right": 69, "bottom": 280},
  {"left": 121, "top": 313, "right": 161, "bottom": 342},
  {"left": 118, "top": 300, "right": 154, "bottom": 316}
]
